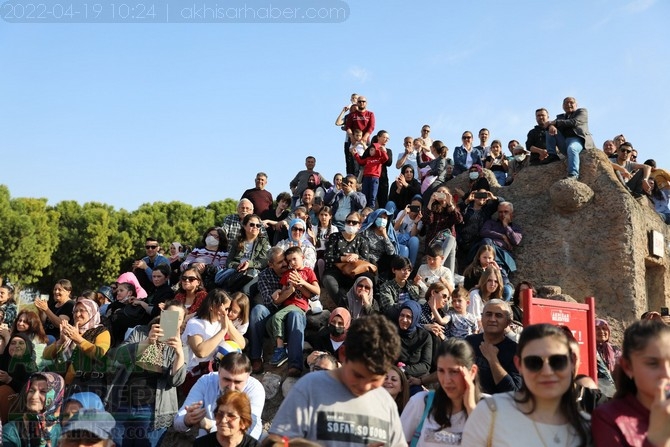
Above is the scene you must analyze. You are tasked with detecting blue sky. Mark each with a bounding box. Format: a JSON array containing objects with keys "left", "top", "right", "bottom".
[{"left": 1, "top": 0, "right": 668, "bottom": 211}]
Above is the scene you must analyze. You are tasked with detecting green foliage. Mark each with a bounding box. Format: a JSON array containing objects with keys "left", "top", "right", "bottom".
[{"left": 0, "top": 185, "right": 239, "bottom": 293}]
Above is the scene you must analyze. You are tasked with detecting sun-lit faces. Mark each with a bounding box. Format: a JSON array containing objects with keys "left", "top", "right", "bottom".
[
  {"left": 26, "top": 379, "right": 48, "bottom": 412},
  {"left": 383, "top": 368, "right": 402, "bottom": 398}
]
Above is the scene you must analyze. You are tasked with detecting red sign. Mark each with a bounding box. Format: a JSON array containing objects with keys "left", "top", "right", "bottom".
[{"left": 522, "top": 290, "right": 597, "bottom": 382}]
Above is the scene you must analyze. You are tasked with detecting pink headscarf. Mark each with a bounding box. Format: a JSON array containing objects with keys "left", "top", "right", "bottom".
[
  {"left": 75, "top": 299, "right": 101, "bottom": 334},
  {"left": 116, "top": 272, "right": 148, "bottom": 298},
  {"left": 328, "top": 307, "right": 352, "bottom": 342}
]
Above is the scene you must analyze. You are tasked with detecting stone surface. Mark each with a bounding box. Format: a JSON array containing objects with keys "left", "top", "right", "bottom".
[
  {"left": 446, "top": 149, "right": 670, "bottom": 328},
  {"left": 537, "top": 285, "right": 562, "bottom": 297}
]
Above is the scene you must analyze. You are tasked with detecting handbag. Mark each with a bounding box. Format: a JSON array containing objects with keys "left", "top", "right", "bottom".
[
  {"left": 429, "top": 228, "right": 452, "bottom": 248},
  {"left": 135, "top": 342, "right": 166, "bottom": 373},
  {"left": 335, "top": 260, "right": 378, "bottom": 278},
  {"left": 409, "top": 390, "right": 435, "bottom": 447}
]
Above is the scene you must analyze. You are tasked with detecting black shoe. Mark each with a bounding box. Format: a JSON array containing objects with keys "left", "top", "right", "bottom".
[{"left": 541, "top": 154, "right": 561, "bottom": 164}]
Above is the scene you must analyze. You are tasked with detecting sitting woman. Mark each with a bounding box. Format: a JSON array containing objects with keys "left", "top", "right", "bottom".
[
  {"left": 359, "top": 208, "right": 398, "bottom": 279},
  {"left": 0, "top": 282, "right": 18, "bottom": 327},
  {"left": 383, "top": 365, "right": 410, "bottom": 414},
  {"left": 3, "top": 372, "right": 65, "bottom": 447},
  {"left": 114, "top": 299, "right": 187, "bottom": 447},
  {"left": 192, "top": 390, "right": 258, "bottom": 447},
  {"left": 42, "top": 299, "right": 111, "bottom": 397},
  {"left": 216, "top": 214, "right": 270, "bottom": 294},
  {"left": 168, "top": 241, "right": 185, "bottom": 285},
  {"left": 0, "top": 334, "right": 38, "bottom": 423},
  {"left": 105, "top": 282, "right": 149, "bottom": 346},
  {"left": 322, "top": 211, "right": 371, "bottom": 307},
  {"left": 174, "top": 267, "right": 208, "bottom": 322},
  {"left": 275, "top": 219, "right": 317, "bottom": 270},
  {"left": 312, "top": 206, "right": 338, "bottom": 280},
  {"left": 181, "top": 289, "right": 245, "bottom": 396},
  {"left": 305, "top": 307, "right": 351, "bottom": 364},
  {"left": 1, "top": 310, "right": 49, "bottom": 353},
  {"left": 181, "top": 226, "right": 229, "bottom": 290},
  {"left": 595, "top": 318, "right": 621, "bottom": 375},
  {"left": 463, "top": 244, "right": 513, "bottom": 302},
  {"left": 344, "top": 277, "right": 378, "bottom": 320},
  {"left": 511, "top": 280, "right": 535, "bottom": 323},
  {"left": 396, "top": 300, "right": 433, "bottom": 394},
  {"left": 142, "top": 264, "right": 176, "bottom": 319},
  {"left": 468, "top": 266, "right": 505, "bottom": 332},
  {"left": 418, "top": 141, "right": 449, "bottom": 202},
  {"left": 484, "top": 140, "right": 509, "bottom": 186},
  {"left": 421, "top": 186, "right": 463, "bottom": 276},
  {"left": 401, "top": 339, "right": 481, "bottom": 445},
  {"left": 34, "top": 279, "right": 75, "bottom": 342}
]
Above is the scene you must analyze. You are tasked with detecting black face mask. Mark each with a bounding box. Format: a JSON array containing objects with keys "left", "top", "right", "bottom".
[{"left": 329, "top": 324, "right": 345, "bottom": 337}]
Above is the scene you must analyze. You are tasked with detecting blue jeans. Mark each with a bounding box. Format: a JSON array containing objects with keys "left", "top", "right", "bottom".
[
  {"left": 397, "top": 233, "right": 420, "bottom": 266},
  {"left": 546, "top": 132, "right": 584, "bottom": 178},
  {"left": 493, "top": 171, "right": 507, "bottom": 186},
  {"left": 440, "top": 233, "right": 457, "bottom": 275},
  {"left": 249, "top": 304, "right": 306, "bottom": 371},
  {"left": 113, "top": 404, "right": 166, "bottom": 447},
  {"left": 361, "top": 176, "right": 380, "bottom": 208}
]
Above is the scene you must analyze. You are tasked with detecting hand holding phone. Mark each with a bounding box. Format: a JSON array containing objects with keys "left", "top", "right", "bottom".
[{"left": 160, "top": 310, "right": 180, "bottom": 341}]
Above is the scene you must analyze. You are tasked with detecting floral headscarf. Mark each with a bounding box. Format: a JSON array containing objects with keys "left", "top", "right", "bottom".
[{"left": 22, "top": 372, "right": 65, "bottom": 447}]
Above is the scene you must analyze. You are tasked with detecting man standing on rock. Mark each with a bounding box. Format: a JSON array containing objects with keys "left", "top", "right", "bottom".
[
  {"left": 345, "top": 95, "right": 375, "bottom": 147},
  {"left": 542, "top": 96, "right": 595, "bottom": 179}
]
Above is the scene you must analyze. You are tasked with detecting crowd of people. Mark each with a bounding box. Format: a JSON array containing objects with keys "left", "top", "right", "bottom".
[{"left": 1, "top": 92, "right": 669, "bottom": 447}]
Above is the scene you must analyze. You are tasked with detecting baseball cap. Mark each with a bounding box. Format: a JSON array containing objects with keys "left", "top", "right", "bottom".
[{"left": 61, "top": 409, "right": 115, "bottom": 440}]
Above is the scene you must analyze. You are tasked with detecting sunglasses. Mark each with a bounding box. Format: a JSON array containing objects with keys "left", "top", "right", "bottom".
[
  {"left": 620, "top": 149, "right": 632, "bottom": 154},
  {"left": 356, "top": 284, "right": 371, "bottom": 290},
  {"left": 345, "top": 220, "right": 360, "bottom": 225},
  {"left": 145, "top": 245, "right": 158, "bottom": 249},
  {"left": 462, "top": 136, "right": 472, "bottom": 140},
  {"left": 214, "top": 411, "right": 240, "bottom": 422},
  {"left": 181, "top": 276, "right": 198, "bottom": 282},
  {"left": 522, "top": 354, "right": 570, "bottom": 372},
  {"left": 291, "top": 227, "right": 305, "bottom": 232},
  {"left": 247, "top": 222, "right": 262, "bottom": 228}
]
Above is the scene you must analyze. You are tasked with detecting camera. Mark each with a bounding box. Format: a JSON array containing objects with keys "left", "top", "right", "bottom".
[
  {"left": 409, "top": 205, "right": 420, "bottom": 213},
  {"left": 474, "top": 192, "right": 488, "bottom": 199}
]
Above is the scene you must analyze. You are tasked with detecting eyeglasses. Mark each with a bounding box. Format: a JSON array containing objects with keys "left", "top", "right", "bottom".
[
  {"left": 462, "top": 136, "right": 472, "bottom": 140},
  {"left": 522, "top": 354, "right": 570, "bottom": 372},
  {"left": 440, "top": 293, "right": 449, "bottom": 299},
  {"left": 145, "top": 245, "right": 158, "bottom": 249},
  {"left": 181, "top": 276, "right": 198, "bottom": 282},
  {"left": 247, "top": 222, "right": 262, "bottom": 228},
  {"left": 292, "top": 227, "right": 305, "bottom": 233},
  {"left": 422, "top": 129, "right": 430, "bottom": 133},
  {"left": 356, "top": 284, "right": 371, "bottom": 290},
  {"left": 620, "top": 149, "right": 632, "bottom": 154},
  {"left": 345, "top": 220, "right": 360, "bottom": 225},
  {"left": 214, "top": 411, "right": 240, "bottom": 422},
  {"left": 357, "top": 100, "right": 367, "bottom": 103}
]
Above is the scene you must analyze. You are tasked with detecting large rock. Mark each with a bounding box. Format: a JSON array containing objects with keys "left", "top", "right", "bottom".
[{"left": 446, "top": 149, "right": 670, "bottom": 328}]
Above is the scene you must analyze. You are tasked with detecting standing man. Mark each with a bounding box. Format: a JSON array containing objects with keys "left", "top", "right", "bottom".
[
  {"left": 241, "top": 172, "right": 273, "bottom": 217},
  {"left": 526, "top": 108, "right": 550, "bottom": 165},
  {"left": 466, "top": 299, "right": 522, "bottom": 394},
  {"left": 345, "top": 95, "right": 375, "bottom": 147},
  {"left": 270, "top": 314, "right": 406, "bottom": 446},
  {"left": 335, "top": 93, "right": 359, "bottom": 176},
  {"left": 542, "top": 97, "right": 596, "bottom": 179},
  {"left": 173, "top": 352, "right": 265, "bottom": 440},
  {"left": 132, "top": 237, "right": 170, "bottom": 294}
]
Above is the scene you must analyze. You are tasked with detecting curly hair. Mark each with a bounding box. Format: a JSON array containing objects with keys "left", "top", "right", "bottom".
[{"left": 344, "top": 314, "right": 400, "bottom": 375}]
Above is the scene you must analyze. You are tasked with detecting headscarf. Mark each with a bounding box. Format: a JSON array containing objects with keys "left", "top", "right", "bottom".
[
  {"left": 288, "top": 218, "right": 307, "bottom": 243},
  {"left": 169, "top": 242, "right": 183, "bottom": 262},
  {"left": 116, "top": 272, "right": 148, "bottom": 299},
  {"left": 0, "top": 332, "right": 37, "bottom": 376},
  {"left": 21, "top": 372, "right": 65, "bottom": 447},
  {"left": 359, "top": 208, "right": 399, "bottom": 253},
  {"left": 346, "top": 277, "right": 374, "bottom": 319},
  {"left": 328, "top": 307, "right": 352, "bottom": 343},
  {"left": 595, "top": 318, "right": 619, "bottom": 372},
  {"left": 62, "top": 299, "right": 103, "bottom": 360},
  {"left": 398, "top": 300, "right": 422, "bottom": 337},
  {"left": 64, "top": 392, "right": 105, "bottom": 411}
]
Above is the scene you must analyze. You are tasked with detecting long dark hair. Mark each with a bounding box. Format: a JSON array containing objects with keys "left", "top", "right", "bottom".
[
  {"left": 199, "top": 226, "right": 228, "bottom": 252},
  {"left": 431, "top": 339, "right": 481, "bottom": 430},
  {"left": 614, "top": 319, "right": 670, "bottom": 399},
  {"left": 236, "top": 214, "right": 263, "bottom": 252},
  {"left": 195, "top": 289, "right": 231, "bottom": 321},
  {"left": 514, "top": 324, "right": 589, "bottom": 446}
]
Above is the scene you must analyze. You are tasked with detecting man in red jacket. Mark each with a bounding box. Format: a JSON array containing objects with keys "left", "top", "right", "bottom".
[{"left": 345, "top": 95, "right": 375, "bottom": 145}]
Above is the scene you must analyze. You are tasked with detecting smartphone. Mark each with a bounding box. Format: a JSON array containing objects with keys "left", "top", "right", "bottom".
[
  {"left": 159, "top": 310, "right": 180, "bottom": 341},
  {"left": 661, "top": 307, "right": 669, "bottom": 317},
  {"left": 474, "top": 192, "right": 488, "bottom": 199},
  {"left": 435, "top": 192, "right": 446, "bottom": 200},
  {"left": 409, "top": 205, "right": 421, "bottom": 212}
]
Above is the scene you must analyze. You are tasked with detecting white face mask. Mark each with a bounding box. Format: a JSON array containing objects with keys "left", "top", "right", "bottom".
[
  {"left": 469, "top": 172, "right": 479, "bottom": 180},
  {"left": 375, "top": 218, "right": 388, "bottom": 228},
  {"left": 344, "top": 225, "right": 358, "bottom": 234},
  {"left": 514, "top": 154, "right": 527, "bottom": 162},
  {"left": 205, "top": 236, "right": 219, "bottom": 247}
]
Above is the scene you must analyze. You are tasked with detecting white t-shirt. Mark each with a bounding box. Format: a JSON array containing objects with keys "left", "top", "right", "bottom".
[
  {"left": 462, "top": 392, "right": 583, "bottom": 447},
  {"left": 401, "top": 390, "right": 466, "bottom": 446},
  {"left": 183, "top": 317, "right": 224, "bottom": 371},
  {"left": 416, "top": 264, "right": 454, "bottom": 294}
]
